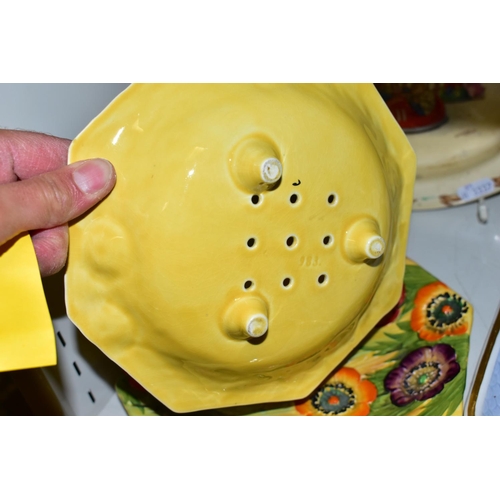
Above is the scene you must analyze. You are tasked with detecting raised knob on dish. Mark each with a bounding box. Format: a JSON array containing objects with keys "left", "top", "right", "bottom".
[
  {"left": 344, "top": 218, "right": 386, "bottom": 263},
  {"left": 230, "top": 138, "right": 282, "bottom": 193},
  {"left": 223, "top": 296, "right": 269, "bottom": 340}
]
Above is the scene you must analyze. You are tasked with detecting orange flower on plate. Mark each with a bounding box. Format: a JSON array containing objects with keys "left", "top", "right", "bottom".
[
  {"left": 411, "top": 282, "right": 469, "bottom": 341},
  {"left": 295, "top": 367, "right": 377, "bottom": 416}
]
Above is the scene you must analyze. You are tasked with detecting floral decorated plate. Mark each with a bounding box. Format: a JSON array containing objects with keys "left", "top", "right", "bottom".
[{"left": 116, "top": 259, "right": 472, "bottom": 416}]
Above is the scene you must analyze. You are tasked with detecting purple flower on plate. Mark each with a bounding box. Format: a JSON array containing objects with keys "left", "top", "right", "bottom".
[{"left": 384, "top": 344, "right": 460, "bottom": 407}]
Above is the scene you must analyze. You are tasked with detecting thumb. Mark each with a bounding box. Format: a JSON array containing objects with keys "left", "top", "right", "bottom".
[{"left": 0, "top": 158, "right": 116, "bottom": 246}]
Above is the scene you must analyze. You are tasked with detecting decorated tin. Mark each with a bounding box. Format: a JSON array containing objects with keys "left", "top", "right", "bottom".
[{"left": 376, "top": 83, "right": 447, "bottom": 133}]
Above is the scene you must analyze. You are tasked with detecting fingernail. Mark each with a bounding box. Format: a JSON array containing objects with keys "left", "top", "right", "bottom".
[{"left": 73, "top": 159, "right": 114, "bottom": 194}]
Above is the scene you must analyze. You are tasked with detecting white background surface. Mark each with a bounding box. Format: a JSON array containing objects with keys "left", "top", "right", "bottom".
[{"left": 1, "top": 83, "right": 498, "bottom": 415}]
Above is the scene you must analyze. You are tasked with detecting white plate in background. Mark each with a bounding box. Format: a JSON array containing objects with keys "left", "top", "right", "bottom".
[{"left": 411, "top": 84, "right": 500, "bottom": 210}]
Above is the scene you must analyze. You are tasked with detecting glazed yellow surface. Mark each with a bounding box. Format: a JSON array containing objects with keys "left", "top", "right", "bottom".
[
  {"left": 66, "top": 84, "right": 415, "bottom": 412},
  {"left": 0, "top": 234, "right": 56, "bottom": 371}
]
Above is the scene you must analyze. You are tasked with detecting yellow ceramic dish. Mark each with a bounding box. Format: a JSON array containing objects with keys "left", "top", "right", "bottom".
[{"left": 66, "top": 84, "right": 416, "bottom": 413}]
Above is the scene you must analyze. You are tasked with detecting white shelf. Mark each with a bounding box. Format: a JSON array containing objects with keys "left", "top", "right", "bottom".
[{"left": 45, "top": 315, "right": 127, "bottom": 416}]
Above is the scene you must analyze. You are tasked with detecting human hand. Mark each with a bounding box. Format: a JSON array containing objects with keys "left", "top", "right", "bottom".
[{"left": 0, "top": 130, "right": 116, "bottom": 276}]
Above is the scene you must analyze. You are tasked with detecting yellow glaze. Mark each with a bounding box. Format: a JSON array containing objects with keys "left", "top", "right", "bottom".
[
  {"left": 0, "top": 234, "right": 56, "bottom": 372},
  {"left": 66, "top": 84, "right": 416, "bottom": 413}
]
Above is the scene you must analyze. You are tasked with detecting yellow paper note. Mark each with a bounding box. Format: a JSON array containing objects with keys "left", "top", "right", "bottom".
[{"left": 0, "top": 233, "right": 56, "bottom": 372}]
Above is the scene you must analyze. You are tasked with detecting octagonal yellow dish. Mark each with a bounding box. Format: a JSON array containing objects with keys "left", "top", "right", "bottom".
[{"left": 65, "top": 84, "right": 416, "bottom": 413}]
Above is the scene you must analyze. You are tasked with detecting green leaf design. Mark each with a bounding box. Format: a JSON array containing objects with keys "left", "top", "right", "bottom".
[
  {"left": 360, "top": 328, "right": 428, "bottom": 355},
  {"left": 115, "top": 384, "right": 161, "bottom": 416},
  {"left": 401, "top": 264, "right": 438, "bottom": 316},
  {"left": 365, "top": 333, "right": 469, "bottom": 416},
  {"left": 370, "top": 392, "right": 422, "bottom": 416},
  {"left": 404, "top": 262, "right": 438, "bottom": 289}
]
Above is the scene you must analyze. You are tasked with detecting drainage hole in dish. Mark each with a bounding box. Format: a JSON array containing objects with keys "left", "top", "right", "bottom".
[
  {"left": 251, "top": 194, "right": 261, "bottom": 205},
  {"left": 247, "top": 237, "right": 256, "bottom": 248},
  {"left": 323, "top": 235, "right": 334, "bottom": 246},
  {"left": 327, "top": 193, "right": 337, "bottom": 205},
  {"left": 318, "top": 273, "right": 328, "bottom": 285}
]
